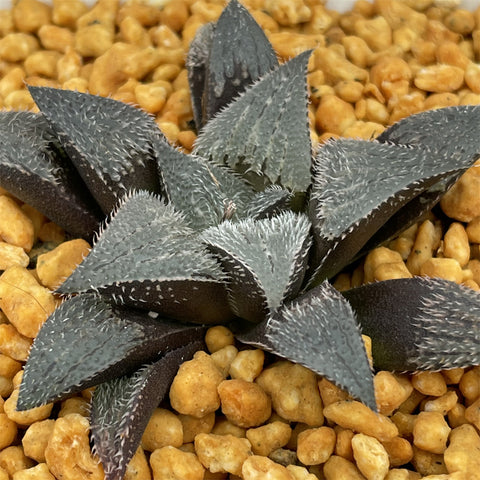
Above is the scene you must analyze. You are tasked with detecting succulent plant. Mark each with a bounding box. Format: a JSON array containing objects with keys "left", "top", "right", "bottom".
[{"left": 0, "top": 1, "right": 479, "bottom": 478}]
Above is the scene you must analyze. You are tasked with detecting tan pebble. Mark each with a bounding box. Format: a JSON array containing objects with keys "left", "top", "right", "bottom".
[
  {"left": 0, "top": 266, "right": 56, "bottom": 338},
  {"left": 318, "top": 378, "right": 349, "bottom": 407},
  {"left": 22, "top": 419, "right": 55, "bottom": 463},
  {"left": 57, "top": 397, "right": 90, "bottom": 418},
  {"left": 170, "top": 351, "right": 223, "bottom": 418},
  {"left": 297, "top": 427, "right": 336, "bottom": 465},
  {"left": 246, "top": 421, "right": 292, "bottom": 456},
  {"left": 45, "top": 414, "right": 104, "bottom": 480},
  {"left": 411, "top": 446, "right": 447, "bottom": 476},
  {"left": 11, "top": 462, "right": 55, "bottom": 480},
  {"left": 323, "top": 455, "right": 366, "bottom": 479},
  {"left": 124, "top": 446, "right": 151, "bottom": 480},
  {"left": 413, "top": 411, "right": 450, "bottom": 454},
  {"left": 459, "top": 367, "right": 480, "bottom": 402},
  {"left": 0, "top": 446, "right": 34, "bottom": 477},
  {"left": 351, "top": 433, "right": 389, "bottom": 480},
  {"left": 205, "top": 326, "right": 234, "bottom": 353},
  {"left": 0, "top": 353, "right": 21, "bottom": 379},
  {"left": 211, "top": 417, "right": 246, "bottom": 438},
  {"left": 0, "top": 324, "right": 32, "bottom": 361},
  {"left": 242, "top": 455, "right": 294, "bottom": 480},
  {"left": 194, "top": 433, "right": 252, "bottom": 476},
  {"left": 323, "top": 400, "right": 398, "bottom": 442},
  {"left": 381, "top": 436, "right": 413, "bottom": 467},
  {"left": 0, "top": 242, "right": 29, "bottom": 270},
  {"left": 444, "top": 424, "right": 480, "bottom": 475},
  {"left": 465, "top": 397, "right": 480, "bottom": 430},
  {"left": 38, "top": 222, "right": 65, "bottom": 244},
  {"left": 286, "top": 464, "right": 318, "bottom": 480},
  {"left": 141, "top": 408, "right": 183, "bottom": 452},
  {"left": 424, "top": 390, "right": 458, "bottom": 415},
  {"left": 414, "top": 64, "right": 464, "bottom": 93},
  {"left": 441, "top": 161, "right": 480, "bottom": 222},
  {"left": 466, "top": 216, "right": 480, "bottom": 243},
  {"left": 149, "top": 446, "right": 204, "bottom": 480},
  {"left": 443, "top": 222, "right": 470, "bottom": 267},
  {"left": 315, "top": 94, "right": 356, "bottom": 135},
  {"left": 467, "top": 259, "right": 480, "bottom": 286},
  {"left": 256, "top": 360, "right": 323, "bottom": 426},
  {"left": 210, "top": 345, "right": 238, "bottom": 378},
  {"left": 411, "top": 372, "right": 447, "bottom": 397},
  {"left": 0, "top": 196, "right": 34, "bottom": 252},
  {"left": 374, "top": 372, "right": 413, "bottom": 416},
  {"left": 4, "top": 386, "right": 53, "bottom": 427},
  {"left": 36, "top": 239, "right": 91, "bottom": 290},
  {"left": 218, "top": 379, "right": 271, "bottom": 428},
  {"left": 419, "top": 257, "right": 464, "bottom": 283},
  {"left": 178, "top": 412, "right": 215, "bottom": 444},
  {"left": 229, "top": 349, "right": 264, "bottom": 382},
  {"left": 0, "top": 413, "right": 17, "bottom": 450}
]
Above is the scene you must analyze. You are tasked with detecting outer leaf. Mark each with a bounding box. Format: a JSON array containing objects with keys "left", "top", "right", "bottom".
[
  {"left": 202, "top": 211, "right": 311, "bottom": 322},
  {"left": 360, "top": 105, "right": 480, "bottom": 252},
  {"left": 203, "top": 0, "right": 279, "bottom": 123},
  {"left": 28, "top": 86, "right": 162, "bottom": 215},
  {"left": 246, "top": 185, "right": 293, "bottom": 219},
  {"left": 236, "top": 281, "right": 376, "bottom": 410},
  {"left": 0, "top": 111, "right": 101, "bottom": 238},
  {"left": 186, "top": 22, "right": 214, "bottom": 130},
  {"left": 17, "top": 294, "right": 207, "bottom": 410},
  {"left": 91, "top": 341, "right": 204, "bottom": 480},
  {"left": 58, "top": 191, "right": 233, "bottom": 324},
  {"left": 343, "top": 277, "right": 480, "bottom": 371},
  {"left": 194, "top": 51, "right": 312, "bottom": 192},
  {"left": 308, "top": 138, "right": 476, "bottom": 283},
  {"left": 377, "top": 105, "right": 480, "bottom": 153},
  {"left": 154, "top": 137, "right": 254, "bottom": 230}
]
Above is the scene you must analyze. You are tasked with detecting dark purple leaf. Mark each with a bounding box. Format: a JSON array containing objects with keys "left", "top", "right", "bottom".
[
  {"left": 18, "top": 294, "right": 207, "bottom": 410},
  {"left": 308, "top": 138, "right": 476, "bottom": 284},
  {"left": 0, "top": 111, "right": 101, "bottom": 238},
  {"left": 28, "top": 86, "right": 162, "bottom": 215},
  {"left": 343, "top": 277, "right": 480, "bottom": 371},
  {"left": 91, "top": 341, "right": 204, "bottom": 480}
]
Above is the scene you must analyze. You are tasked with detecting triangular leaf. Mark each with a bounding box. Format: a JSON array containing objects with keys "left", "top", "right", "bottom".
[
  {"left": 236, "top": 281, "right": 376, "bottom": 410},
  {"left": 308, "top": 138, "right": 476, "bottom": 283},
  {"left": 0, "top": 111, "right": 101, "bottom": 238},
  {"left": 194, "top": 51, "right": 312, "bottom": 192},
  {"left": 58, "top": 191, "right": 232, "bottom": 323},
  {"left": 17, "top": 294, "right": 207, "bottom": 410},
  {"left": 154, "top": 137, "right": 253, "bottom": 230},
  {"left": 203, "top": 0, "right": 279, "bottom": 123},
  {"left": 91, "top": 341, "right": 204, "bottom": 480},
  {"left": 28, "top": 86, "right": 162, "bottom": 215},
  {"left": 202, "top": 211, "right": 311, "bottom": 322},
  {"left": 343, "top": 277, "right": 480, "bottom": 371}
]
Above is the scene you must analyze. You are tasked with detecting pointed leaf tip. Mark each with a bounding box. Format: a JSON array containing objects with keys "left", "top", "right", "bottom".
[
  {"left": 343, "top": 277, "right": 480, "bottom": 371},
  {"left": 203, "top": 0, "right": 279, "bottom": 122},
  {"left": 194, "top": 51, "right": 312, "bottom": 192},
  {"left": 202, "top": 211, "right": 311, "bottom": 322},
  {"left": 265, "top": 281, "right": 376, "bottom": 410},
  {"left": 59, "top": 191, "right": 232, "bottom": 324},
  {"left": 28, "top": 86, "right": 162, "bottom": 214},
  {"left": 91, "top": 341, "right": 204, "bottom": 480},
  {"left": 308, "top": 138, "right": 477, "bottom": 283}
]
